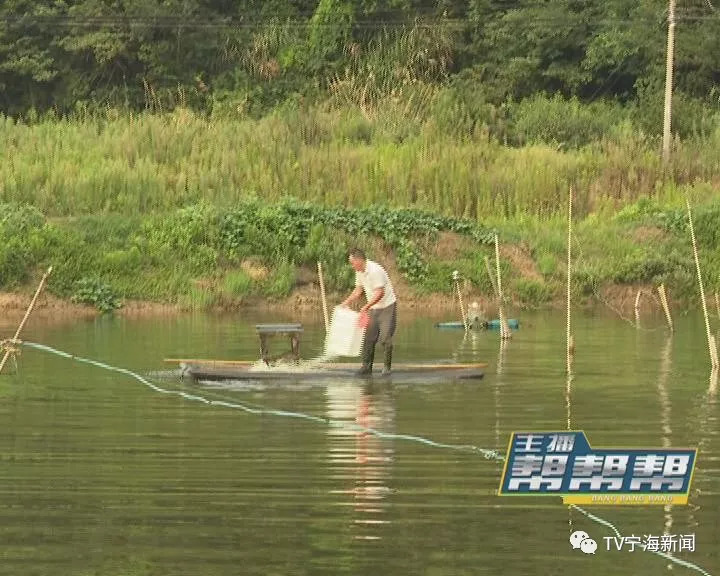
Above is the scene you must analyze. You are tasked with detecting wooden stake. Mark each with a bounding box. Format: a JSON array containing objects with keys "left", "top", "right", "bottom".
[
  {"left": 710, "top": 335, "right": 719, "bottom": 370},
  {"left": 566, "top": 188, "right": 573, "bottom": 374},
  {"left": 484, "top": 256, "right": 499, "bottom": 297},
  {"left": 453, "top": 270, "right": 469, "bottom": 332},
  {"left": 494, "top": 234, "right": 511, "bottom": 340},
  {"left": 686, "top": 197, "right": 717, "bottom": 369},
  {"left": 0, "top": 266, "right": 53, "bottom": 375},
  {"left": 317, "top": 261, "right": 329, "bottom": 333},
  {"left": 634, "top": 288, "right": 642, "bottom": 327},
  {"left": 662, "top": 0, "right": 677, "bottom": 163},
  {"left": 658, "top": 284, "right": 674, "bottom": 333}
]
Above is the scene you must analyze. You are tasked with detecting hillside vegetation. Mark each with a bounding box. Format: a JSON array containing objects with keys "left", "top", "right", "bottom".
[{"left": 1, "top": 1, "right": 719, "bottom": 312}]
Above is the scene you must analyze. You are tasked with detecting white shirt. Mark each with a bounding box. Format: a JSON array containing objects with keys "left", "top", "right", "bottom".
[{"left": 355, "top": 260, "right": 396, "bottom": 310}]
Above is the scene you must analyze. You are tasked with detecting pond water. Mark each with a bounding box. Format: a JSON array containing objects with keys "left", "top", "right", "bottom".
[{"left": 0, "top": 306, "right": 717, "bottom": 576}]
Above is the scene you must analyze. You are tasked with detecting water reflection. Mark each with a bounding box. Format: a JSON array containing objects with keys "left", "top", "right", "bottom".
[
  {"left": 709, "top": 368, "right": 718, "bottom": 396},
  {"left": 495, "top": 338, "right": 508, "bottom": 448},
  {"left": 565, "top": 372, "right": 573, "bottom": 432},
  {"left": 656, "top": 336, "right": 674, "bottom": 567},
  {"left": 688, "top": 367, "right": 719, "bottom": 535},
  {"left": 450, "top": 330, "right": 482, "bottom": 364},
  {"left": 565, "top": 368, "right": 575, "bottom": 537},
  {"left": 325, "top": 381, "right": 395, "bottom": 540},
  {"left": 496, "top": 337, "right": 507, "bottom": 377}
]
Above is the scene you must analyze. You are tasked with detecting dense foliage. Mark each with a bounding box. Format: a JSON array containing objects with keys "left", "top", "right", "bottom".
[
  {"left": 2, "top": 1, "right": 719, "bottom": 312},
  {"left": 0, "top": 199, "right": 496, "bottom": 309},
  {"left": 2, "top": 196, "right": 719, "bottom": 312},
  {"left": 1, "top": 0, "right": 719, "bottom": 134}
]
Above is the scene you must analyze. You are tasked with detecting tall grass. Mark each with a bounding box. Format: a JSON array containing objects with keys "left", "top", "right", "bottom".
[{"left": 1, "top": 96, "right": 719, "bottom": 220}]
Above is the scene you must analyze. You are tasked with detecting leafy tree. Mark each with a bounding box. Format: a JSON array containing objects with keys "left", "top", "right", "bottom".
[
  {"left": 0, "top": 0, "right": 66, "bottom": 115},
  {"left": 0, "top": 0, "right": 718, "bottom": 118}
]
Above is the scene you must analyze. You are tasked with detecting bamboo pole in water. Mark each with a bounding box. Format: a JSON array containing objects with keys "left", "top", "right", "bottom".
[
  {"left": 317, "top": 261, "right": 329, "bottom": 333},
  {"left": 565, "top": 367, "right": 574, "bottom": 532},
  {"left": 566, "top": 188, "right": 573, "bottom": 374},
  {"left": 0, "top": 266, "right": 53, "bottom": 375},
  {"left": 634, "top": 288, "right": 643, "bottom": 327},
  {"left": 484, "top": 256, "right": 499, "bottom": 297},
  {"left": 686, "top": 198, "right": 718, "bottom": 369},
  {"left": 658, "top": 284, "right": 674, "bottom": 333},
  {"left": 452, "top": 270, "right": 469, "bottom": 332},
  {"left": 494, "top": 234, "right": 511, "bottom": 340}
]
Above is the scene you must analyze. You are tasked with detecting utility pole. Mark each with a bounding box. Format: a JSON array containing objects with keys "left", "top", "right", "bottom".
[{"left": 662, "top": 0, "right": 677, "bottom": 163}]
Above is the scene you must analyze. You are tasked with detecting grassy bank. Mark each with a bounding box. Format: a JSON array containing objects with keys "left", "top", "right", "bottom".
[
  {"left": 1, "top": 196, "right": 719, "bottom": 314},
  {"left": 2, "top": 99, "right": 720, "bottom": 314},
  {"left": 2, "top": 100, "right": 719, "bottom": 220}
]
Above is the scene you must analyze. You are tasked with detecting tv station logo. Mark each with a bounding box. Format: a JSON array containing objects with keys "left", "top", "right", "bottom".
[
  {"left": 570, "top": 529, "right": 696, "bottom": 554},
  {"left": 497, "top": 431, "right": 697, "bottom": 505}
]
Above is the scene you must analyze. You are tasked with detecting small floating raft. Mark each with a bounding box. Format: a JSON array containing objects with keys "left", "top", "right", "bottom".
[
  {"left": 164, "top": 359, "right": 486, "bottom": 383},
  {"left": 435, "top": 319, "right": 520, "bottom": 330}
]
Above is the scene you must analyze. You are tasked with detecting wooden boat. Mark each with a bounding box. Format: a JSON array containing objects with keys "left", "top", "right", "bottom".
[
  {"left": 435, "top": 319, "right": 520, "bottom": 330},
  {"left": 164, "top": 358, "right": 486, "bottom": 383}
]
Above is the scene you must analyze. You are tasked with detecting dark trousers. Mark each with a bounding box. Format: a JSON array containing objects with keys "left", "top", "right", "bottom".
[{"left": 361, "top": 302, "right": 397, "bottom": 368}]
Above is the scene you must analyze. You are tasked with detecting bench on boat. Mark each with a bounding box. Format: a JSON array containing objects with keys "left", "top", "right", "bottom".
[{"left": 255, "top": 323, "right": 303, "bottom": 365}]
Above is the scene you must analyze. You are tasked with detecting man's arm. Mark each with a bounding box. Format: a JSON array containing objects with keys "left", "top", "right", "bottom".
[
  {"left": 361, "top": 287, "right": 384, "bottom": 313},
  {"left": 341, "top": 286, "right": 364, "bottom": 308}
]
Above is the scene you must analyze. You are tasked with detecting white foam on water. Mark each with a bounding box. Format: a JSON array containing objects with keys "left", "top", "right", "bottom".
[
  {"left": 246, "top": 307, "right": 361, "bottom": 373},
  {"left": 247, "top": 353, "right": 340, "bottom": 373}
]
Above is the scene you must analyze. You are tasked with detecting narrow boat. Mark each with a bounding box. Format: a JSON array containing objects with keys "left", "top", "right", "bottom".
[
  {"left": 164, "top": 358, "right": 486, "bottom": 383},
  {"left": 435, "top": 319, "right": 520, "bottom": 330}
]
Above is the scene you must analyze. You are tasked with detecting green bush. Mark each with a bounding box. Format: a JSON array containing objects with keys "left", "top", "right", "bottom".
[
  {"left": 100, "top": 246, "right": 143, "bottom": 274},
  {"left": 71, "top": 277, "right": 122, "bottom": 313},
  {"left": 337, "top": 111, "right": 374, "bottom": 144},
  {"left": 0, "top": 239, "right": 33, "bottom": 288},
  {"left": 689, "top": 205, "right": 720, "bottom": 247},
  {"left": 417, "top": 262, "right": 460, "bottom": 295},
  {"left": 430, "top": 77, "right": 509, "bottom": 141},
  {"left": 183, "top": 283, "right": 218, "bottom": 310},
  {"left": 216, "top": 199, "right": 493, "bottom": 287},
  {"left": 0, "top": 203, "right": 48, "bottom": 288},
  {"left": 139, "top": 202, "right": 219, "bottom": 272},
  {"left": 222, "top": 269, "right": 254, "bottom": 297},
  {"left": 514, "top": 278, "right": 553, "bottom": 306},
  {"left": 264, "top": 260, "right": 296, "bottom": 298},
  {"left": 40, "top": 225, "right": 96, "bottom": 296},
  {"left": 537, "top": 253, "right": 557, "bottom": 277},
  {"left": 509, "top": 93, "right": 620, "bottom": 148},
  {"left": 0, "top": 202, "right": 45, "bottom": 234},
  {"left": 572, "top": 267, "right": 602, "bottom": 297},
  {"left": 612, "top": 255, "right": 670, "bottom": 284}
]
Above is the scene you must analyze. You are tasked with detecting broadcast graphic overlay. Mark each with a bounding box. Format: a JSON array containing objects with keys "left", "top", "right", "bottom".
[{"left": 498, "top": 431, "right": 697, "bottom": 505}]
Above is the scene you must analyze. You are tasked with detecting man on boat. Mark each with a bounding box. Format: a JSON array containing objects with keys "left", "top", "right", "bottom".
[{"left": 340, "top": 248, "right": 397, "bottom": 376}]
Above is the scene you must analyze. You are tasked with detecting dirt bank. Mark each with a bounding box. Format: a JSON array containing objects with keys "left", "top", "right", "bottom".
[
  {"left": 0, "top": 291, "right": 179, "bottom": 321},
  {"left": 0, "top": 282, "right": 674, "bottom": 324}
]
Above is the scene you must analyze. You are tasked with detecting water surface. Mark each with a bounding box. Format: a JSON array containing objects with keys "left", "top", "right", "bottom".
[{"left": 0, "top": 307, "right": 717, "bottom": 575}]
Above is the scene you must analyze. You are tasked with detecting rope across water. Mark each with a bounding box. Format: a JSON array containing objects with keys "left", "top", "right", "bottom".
[{"left": 15, "top": 341, "right": 714, "bottom": 576}]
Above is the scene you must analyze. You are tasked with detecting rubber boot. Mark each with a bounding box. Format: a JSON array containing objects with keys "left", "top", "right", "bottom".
[
  {"left": 382, "top": 345, "right": 392, "bottom": 376},
  {"left": 357, "top": 346, "right": 374, "bottom": 376}
]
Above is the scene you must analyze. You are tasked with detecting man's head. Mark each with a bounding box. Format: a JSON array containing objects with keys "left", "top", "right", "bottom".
[{"left": 348, "top": 248, "right": 366, "bottom": 272}]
